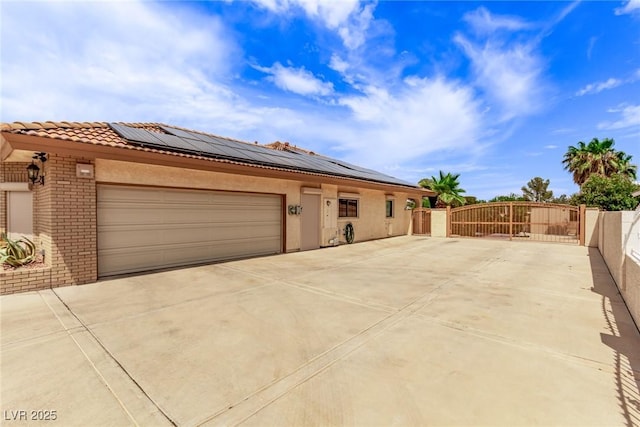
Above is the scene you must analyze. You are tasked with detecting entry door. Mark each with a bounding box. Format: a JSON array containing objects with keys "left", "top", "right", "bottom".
[{"left": 300, "top": 193, "right": 320, "bottom": 250}]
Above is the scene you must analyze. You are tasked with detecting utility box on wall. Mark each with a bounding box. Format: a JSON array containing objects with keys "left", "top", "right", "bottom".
[{"left": 322, "top": 198, "right": 339, "bottom": 246}]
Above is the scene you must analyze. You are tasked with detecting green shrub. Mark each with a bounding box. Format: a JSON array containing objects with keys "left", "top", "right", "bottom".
[{"left": 575, "top": 174, "right": 640, "bottom": 211}]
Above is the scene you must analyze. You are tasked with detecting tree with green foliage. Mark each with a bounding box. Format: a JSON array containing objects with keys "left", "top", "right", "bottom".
[
  {"left": 419, "top": 171, "right": 466, "bottom": 207},
  {"left": 551, "top": 194, "right": 573, "bottom": 205},
  {"left": 464, "top": 196, "right": 479, "bottom": 205},
  {"left": 574, "top": 173, "right": 640, "bottom": 211},
  {"left": 521, "top": 177, "right": 553, "bottom": 202},
  {"left": 489, "top": 193, "right": 527, "bottom": 202},
  {"left": 562, "top": 137, "right": 637, "bottom": 186}
]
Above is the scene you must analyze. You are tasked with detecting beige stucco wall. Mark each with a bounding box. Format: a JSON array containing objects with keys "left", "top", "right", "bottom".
[
  {"left": 430, "top": 209, "right": 448, "bottom": 237},
  {"left": 598, "top": 211, "right": 625, "bottom": 287},
  {"left": 95, "top": 159, "right": 412, "bottom": 252},
  {"left": 584, "top": 208, "right": 600, "bottom": 248},
  {"left": 625, "top": 254, "right": 640, "bottom": 327},
  {"left": 596, "top": 210, "right": 640, "bottom": 328},
  {"left": 334, "top": 188, "right": 412, "bottom": 245}
]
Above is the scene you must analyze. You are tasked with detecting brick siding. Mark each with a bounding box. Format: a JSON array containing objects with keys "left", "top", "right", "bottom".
[
  {"left": 0, "top": 267, "right": 52, "bottom": 295},
  {"left": 1, "top": 155, "right": 97, "bottom": 295}
]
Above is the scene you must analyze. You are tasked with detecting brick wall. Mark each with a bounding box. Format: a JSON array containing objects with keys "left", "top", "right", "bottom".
[
  {"left": 0, "top": 267, "right": 52, "bottom": 295},
  {"left": 1, "top": 155, "right": 97, "bottom": 295}
]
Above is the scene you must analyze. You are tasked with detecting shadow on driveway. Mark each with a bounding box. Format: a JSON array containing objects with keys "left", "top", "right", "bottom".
[{"left": 588, "top": 247, "right": 640, "bottom": 427}]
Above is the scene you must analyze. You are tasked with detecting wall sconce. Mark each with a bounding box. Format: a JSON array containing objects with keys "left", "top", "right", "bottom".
[
  {"left": 288, "top": 205, "right": 302, "bottom": 215},
  {"left": 27, "top": 152, "right": 47, "bottom": 186}
]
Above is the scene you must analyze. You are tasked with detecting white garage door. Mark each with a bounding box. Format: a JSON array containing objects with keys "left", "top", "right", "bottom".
[{"left": 97, "top": 185, "right": 282, "bottom": 277}]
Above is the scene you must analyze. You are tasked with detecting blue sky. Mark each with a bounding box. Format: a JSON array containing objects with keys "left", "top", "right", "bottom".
[{"left": 1, "top": 0, "right": 639, "bottom": 200}]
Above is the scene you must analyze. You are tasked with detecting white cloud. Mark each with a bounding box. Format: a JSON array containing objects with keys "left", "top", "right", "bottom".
[
  {"left": 548, "top": 1, "right": 581, "bottom": 28},
  {"left": 551, "top": 128, "right": 575, "bottom": 135},
  {"left": 0, "top": 1, "right": 250, "bottom": 127},
  {"left": 576, "top": 78, "right": 622, "bottom": 96},
  {"left": 463, "top": 7, "right": 532, "bottom": 35},
  {"left": 251, "top": 0, "right": 375, "bottom": 49},
  {"left": 254, "top": 62, "right": 334, "bottom": 96},
  {"left": 587, "top": 36, "right": 598, "bottom": 60},
  {"left": 454, "top": 7, "right": 550, "bottom": 121},
  {"left": 335, "top": 76, "right": 483, "bottom": 169},
  {"left": 615, "top": 0, "right": 640, "bottom": 15},
  {"left": 329, "top": 54, "right": 349, "bottom": 73},
  {"left": 338, "top": 3, "right": 375, "bottom": 50},
  {"left": 296, "top": 0, "right": 360, "bottom": 29},
  {"left": 598, "top": 104, "right": 640, "bottom": 130},
  {"left": 455, "top": 33, "right": 544, "bottom": 120},
  {"left": 544, "top": 145, "right": 558, "bottom": 149}
]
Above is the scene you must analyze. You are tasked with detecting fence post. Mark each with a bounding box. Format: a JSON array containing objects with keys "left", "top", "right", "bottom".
[
  {"left": 509, "top": 202, "right": 513, "bottom": 241},
  {"left": 579, "top": 204, "right": 586, "bottom": 246},
  {"left": 409, "top": 209, "right": 414, "bottom": 235},
  {"left": 446, "top": 205, "right": 451, "bottom": 237}
]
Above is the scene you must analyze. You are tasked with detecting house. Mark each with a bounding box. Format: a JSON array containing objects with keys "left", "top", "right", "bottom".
[{"left": 0, "top": 121, "right": 433, "bottom": 294}]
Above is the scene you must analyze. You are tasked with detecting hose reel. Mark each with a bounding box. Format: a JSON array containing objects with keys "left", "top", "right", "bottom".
[{"left": 344, "top": 222, "right": 355, "bottom": 244}]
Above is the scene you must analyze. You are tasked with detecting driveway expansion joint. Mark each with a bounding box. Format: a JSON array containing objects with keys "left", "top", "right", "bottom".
[{"left": 43, "top": 288, "right": 178, "bottom": 427}]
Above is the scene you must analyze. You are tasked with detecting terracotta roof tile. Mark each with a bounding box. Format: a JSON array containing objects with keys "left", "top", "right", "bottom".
[
  {"left": 265, "top": 140, "right": 316, "bottom": 155},
  {"left": 1, "top": 120, "right": 322, "bottom": 163}
]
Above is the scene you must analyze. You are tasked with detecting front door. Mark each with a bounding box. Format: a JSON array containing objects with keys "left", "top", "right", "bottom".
[{"left": 300, "top": 193, "right": 320, "bottom": 250}]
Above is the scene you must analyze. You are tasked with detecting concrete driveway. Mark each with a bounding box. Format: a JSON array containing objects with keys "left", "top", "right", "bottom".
[{"left": 2, "top": 236, "right": 639, "bottom": 426}]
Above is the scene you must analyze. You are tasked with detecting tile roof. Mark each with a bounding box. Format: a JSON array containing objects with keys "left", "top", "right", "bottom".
[
  {"left": 1, "top": 121, "right": 420, "bottom": 189},
  {"left": 264, "top": 141, "right": 316, "bottom": 155}
]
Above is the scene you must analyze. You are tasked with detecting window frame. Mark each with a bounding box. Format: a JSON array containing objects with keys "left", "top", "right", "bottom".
[
  {"left": 385, "top": 199, "right": 394, "bottom": 218},
  {"left": 338, "top": 198, "right": 359, "bottom": 218}
]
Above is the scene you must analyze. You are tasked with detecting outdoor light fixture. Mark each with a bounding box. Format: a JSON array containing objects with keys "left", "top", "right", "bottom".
[{"left": 27, "top": 152, "right": 47, "bottom": 186}]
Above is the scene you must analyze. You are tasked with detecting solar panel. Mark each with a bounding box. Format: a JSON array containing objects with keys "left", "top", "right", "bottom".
[
  {"left": 109, "top": 123, "right": 169, "bottom": 147},
  {"left": 152, "top": 133, "right": 201, "bottom": 153},
  {"left": 111, "top": 123, "right": 415, "bottom": 187},
  {"left": 159, "top": 126, "right": 201, "bottom": 141}
]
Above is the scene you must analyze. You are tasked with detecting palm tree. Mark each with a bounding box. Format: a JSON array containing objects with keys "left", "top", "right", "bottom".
[
  {"left": 614, "top": 151, "right": 638, "bottom": 182},
  {"left": 419, "top": 171, "right": 466, "bottom": 207},
  {"left": 562, "top": 137, "right": 636, "bottom": 186}
]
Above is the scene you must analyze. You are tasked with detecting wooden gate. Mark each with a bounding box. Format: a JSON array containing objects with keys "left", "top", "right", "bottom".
[
  {"left": 449, "top": 202, "right": 585, "bottom": 245},
  {"left": 412, "top": 208, "right": 431, "bottom": 235}
]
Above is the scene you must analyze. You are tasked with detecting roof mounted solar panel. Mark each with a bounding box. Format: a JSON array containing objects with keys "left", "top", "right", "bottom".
[
  {"left": 159, "top": 126, "right": 203, "bottom": 141},
  {"left": 109, "top": 123, "right": 169, "bottom": 147},
  {"left": 152, "top": 133, "right": 202, "bottom": 154},
  {"left": 112, "top": 123, "right": 415, "bottom": 187}
]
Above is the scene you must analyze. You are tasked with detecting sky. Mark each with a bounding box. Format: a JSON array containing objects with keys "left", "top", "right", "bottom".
[{"left": 1, "top": 0, "right": 639, "bottom": 200}]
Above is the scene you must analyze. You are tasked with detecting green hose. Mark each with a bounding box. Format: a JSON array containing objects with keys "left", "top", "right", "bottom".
[{"left": 344, "top": 223, "right": 355, "bottom": 244}]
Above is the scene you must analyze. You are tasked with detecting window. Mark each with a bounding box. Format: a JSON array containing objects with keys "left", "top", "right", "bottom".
[
  {"left": 386, "top": 199, "right": 394, "bottom": 218},
  {"left": 339, "top": 198, "right": 358, "bottom": 217}
]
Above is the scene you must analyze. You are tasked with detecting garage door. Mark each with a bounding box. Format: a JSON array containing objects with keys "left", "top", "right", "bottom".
[{"left": 97, "top": 185, "right": 282, "bottom": 277}]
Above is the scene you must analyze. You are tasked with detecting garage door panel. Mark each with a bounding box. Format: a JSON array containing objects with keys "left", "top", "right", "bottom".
[
  {"left": 98, "top": 221, "right": 281, "bottom": 250},
  {"left": 99, "top": 237, "right": 280, "bottom": 276},
  {"left": 99, "top": 207, "right": 281, "bottom": 226},
  {"left": 97, "top": 185, "right": 283, "bottom": 277}
]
